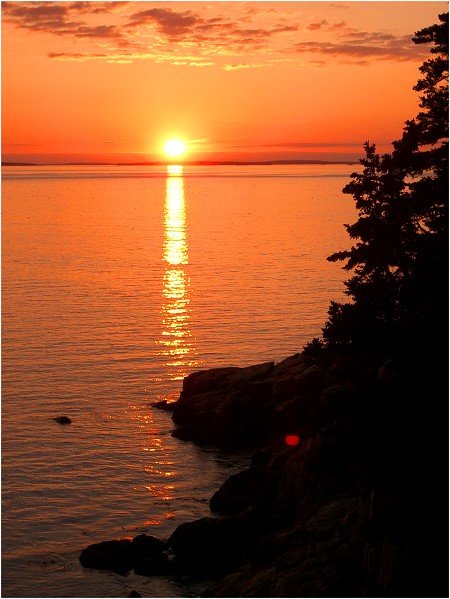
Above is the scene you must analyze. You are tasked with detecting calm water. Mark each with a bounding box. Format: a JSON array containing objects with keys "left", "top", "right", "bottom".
[{"left": 2, "top": 164, "right": 356, "bottom": 597}]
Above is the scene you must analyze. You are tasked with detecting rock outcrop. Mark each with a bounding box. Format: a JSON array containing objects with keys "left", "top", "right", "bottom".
[
  {"left": 79, "top": 534, "right": 169, "bottom": 576},
  {"left": 79, "top": 539, "right": 135, "bottom": 574},
  {"left": 80, "top": 348, "right": 448, "bottom": 597},
  {"left": 170, "top": 349, "right": 448, "bottom": 597},
  {"left": 167, "top": 508, "right": 261, "bottom": 577},
  {"left": 171, "top": 355, "right": 331, "bottom": 448}
]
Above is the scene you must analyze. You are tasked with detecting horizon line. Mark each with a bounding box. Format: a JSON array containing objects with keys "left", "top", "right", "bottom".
[{"left": 2, "top": 159, "right": 359, "bottom": 167}]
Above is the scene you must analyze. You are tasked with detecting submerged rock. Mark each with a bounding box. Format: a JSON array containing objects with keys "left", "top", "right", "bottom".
[{"left": 52, "top": 416, "right": 72, "bottom": 425}]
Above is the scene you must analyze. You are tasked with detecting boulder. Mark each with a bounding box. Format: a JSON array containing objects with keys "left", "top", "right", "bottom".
[
  {"left": 210, "top": 468, "right": 269, "bottom": 515},
  {"left": 151, "top": 400, "right": 175, "bottom": 412},
  {"left": 79, "top": 534, "right": 167, "bottom": 576},
  {"left": 170, "top": 354, "right": 334, "bottom": 448},
  {"left": 53, "top": 416, "right": 71, "bottom": 424},
  {"left": 79, "top": 539, "right": 134, "bottom": 574},
  {"left": 131, "top": 533, "right": 166, "bottom": 558},
  {"left": 171, "top": 363, "right": 278, "bottom": 447},
  {"left": 134, "top": 553, "right": 173, "bottom": 577},
  {"left": 210, "top": 497, "right": 365, "bottom": 598},
  {"left": 171, "top": 386, "right": 274, "bottom": 447},
  {"left": 167, "top": 511, "right": 261, "bottom": 576},
  {"left": 180, "top": 362, "right": 275, "bottom": 398},
  {"left": 168, "top": 517, "right": 235, "bottom": 575}
]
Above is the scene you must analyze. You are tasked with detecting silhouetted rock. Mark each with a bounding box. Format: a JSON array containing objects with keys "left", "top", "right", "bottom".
[
  {"left": 210, "top": 468, "right": 265, "bottom": 514},
  {"left": 167, "top": 510, "right": 261, "bottom": 576},
  {"left": 131, "top": 533, "right": 166, "bottom": 558},
  {"left": 151, "top": 400, "right": 175, "bottom": 412},
  {"left": 79, "top": 534, "right": 168, "bottom": 576},
  {"left": 79, "top": 337, "right": 448, "bottom": 597},
  {"left": 171, "top": 356, "right": 328, "bottom": 448},
  {"left": 53, "top": 416, "right": 71, "bottom": 424},
  {"left": 79, "top": 539, "right": 134, "bottom": 574},
  {"left": 169, "top": 342, "right": 448, "bottom": 597},
  {"left": 181, "top": 361, "right": 275, "bottom": 397},
  {"left": 210, "top": 496, "right": 365, "bottom": 598},
  {"left": 167, "top": 517, "right": 237, "bottom": 575},
  {"left": 134, "top": 553, "right": 173, "bottom": 576}
]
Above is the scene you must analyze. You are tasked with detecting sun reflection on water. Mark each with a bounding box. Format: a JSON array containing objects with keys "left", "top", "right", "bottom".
[
  {"left": 131, "top": 165, "right": 201, "bottom": 505},
  {"left": 158, "top": 165, "right": 200, "bottom": 385}
]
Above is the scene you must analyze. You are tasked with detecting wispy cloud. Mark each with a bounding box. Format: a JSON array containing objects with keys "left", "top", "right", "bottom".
[
  {"left": 48, "top": 52, "right": 110, "bottom": 61},
  {"left": 126, "top": 5, "right": 299, "bottom": 55},
  {"left": 2, "top": 2, "right": 300, "bottom": 65},
  {"left": 306, "top": 20, "right": 329, "bottom": 32},
  {"left": 294, "top": 32, "right": 425, "bottom": 62},
  {"left": 2, "top": 1, "right": 124, "bottom": 38},
  {"left": 127, "top": 7, "right": 200, "bottom": 37},
  {"left": 69, "top": 2, "right": 130, "bottom": 14},
  {"left": 233, "top": 141, "right": 366, "bottom": 149},
  {"left": 224, "top": 63, "right": 266, "bottom": 71},
  {"left": 2, "top": 2, "right": 430, "bottom": 68}
]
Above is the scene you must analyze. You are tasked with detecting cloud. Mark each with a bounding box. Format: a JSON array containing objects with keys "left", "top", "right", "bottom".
[
  {"left": 329, "top": 22, "right": 347, "bottom": 31},
  {"left": 2, "top": 2, "right": 69, "bottom": 31},
  {"left": 2, "top": 1, "right": 123, "bottom": 38},
  {"left": 305, "top": 19, "right": 348, "bottom": 33},
  {"left": 68, "top": 2, "right": 130, "bottom": 14},
  {"left": 235, "top": 141, "right": 365, "bottom": 148},
  {"left": 306, "top": 20, "right": 328, "bottom": 31},
  {"left": 75, "top": 25, "right": 121, "bottom": 39},
  {"left": 126, "top": 6, "right": 299, "bottom": 52},
  {"left": 48, "top": 49, "right": 213, "bottom": 67},
  {"left": 294, "top": 31, "right": 425, "bottom": 62},
  {"left": 3, "top": 2, "right": 428, "bottom": 68},
  {"left": 172, "top": 60, "right": 214, "bottom": 67},
  {"left": 224, "top": 63, "right": 266, "bottom": 71},
  {"left": 3, "top": 2, "right": 299, "bottom": 63},
  {"left": 127, "top": 7, "right": 200, "bottom": 37},
  {"left": 48, "top": 52, "right": 109, "bottom": 61}
]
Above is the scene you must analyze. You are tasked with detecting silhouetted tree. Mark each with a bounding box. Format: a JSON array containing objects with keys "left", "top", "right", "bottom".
[{"left": 323, "top": 13, "right": 448, "bottom": 354}]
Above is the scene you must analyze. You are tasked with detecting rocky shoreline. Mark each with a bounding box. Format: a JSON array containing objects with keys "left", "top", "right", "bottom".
[{"left": 80, "top": 349, "right": 448, "bottom": 597}]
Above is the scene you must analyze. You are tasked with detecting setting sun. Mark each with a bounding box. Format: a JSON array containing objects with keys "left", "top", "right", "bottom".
[{"left": 164, "top": 139, "right": 186, "bottom": 158}]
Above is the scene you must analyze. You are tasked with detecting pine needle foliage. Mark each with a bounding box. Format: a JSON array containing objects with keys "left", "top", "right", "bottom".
[{"left": 322, "top": 13, "right": 449, "bottom": 354}]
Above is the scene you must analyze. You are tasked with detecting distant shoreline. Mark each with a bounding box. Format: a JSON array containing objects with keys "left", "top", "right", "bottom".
[{"left": 2, "top": 159, "right": 358, "bottom": 167}]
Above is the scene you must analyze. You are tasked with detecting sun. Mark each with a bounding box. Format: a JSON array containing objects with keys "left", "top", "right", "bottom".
[{"left": 164, "top": 139, "right": 186, "bottom": 158}]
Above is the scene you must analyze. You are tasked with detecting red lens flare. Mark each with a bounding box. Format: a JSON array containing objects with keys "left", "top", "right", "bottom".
[{"left": 285, "top": 434, "right": 300, "bottom": 447}]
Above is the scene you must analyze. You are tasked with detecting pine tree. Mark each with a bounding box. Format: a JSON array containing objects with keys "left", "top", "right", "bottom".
[{"left": 323, "top": 13, "right": 449, "bottom": 354}]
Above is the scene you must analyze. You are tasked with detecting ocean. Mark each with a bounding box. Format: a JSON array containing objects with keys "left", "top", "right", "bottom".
[{"left": 2, "top": 164, "right": 356, "bottom": 597}]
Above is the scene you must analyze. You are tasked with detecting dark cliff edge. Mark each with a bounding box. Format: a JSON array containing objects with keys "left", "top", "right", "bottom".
[
  {"left": 80, "top": 346, "right": 448, "bottom": 597},
  {"left": 169, "top": 348, "right": 448, "bottom": 597}
]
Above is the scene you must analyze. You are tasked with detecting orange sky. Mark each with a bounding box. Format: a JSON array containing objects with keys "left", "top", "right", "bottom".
[{"left": 2, "top": 1, "right": 446, "bottom": 163}]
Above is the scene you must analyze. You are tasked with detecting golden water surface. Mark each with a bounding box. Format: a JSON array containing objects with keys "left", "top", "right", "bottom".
[{"left": 2, "top": 163, "right": 356, "bottom": 597}]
